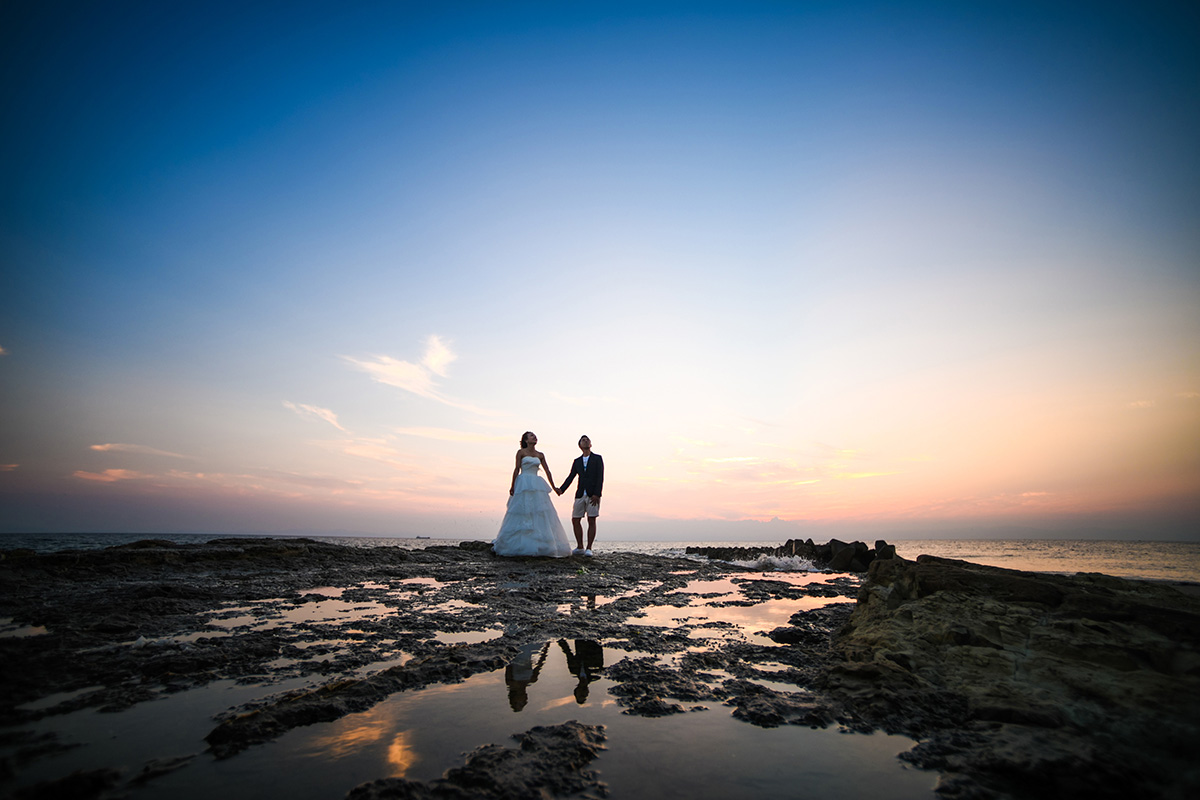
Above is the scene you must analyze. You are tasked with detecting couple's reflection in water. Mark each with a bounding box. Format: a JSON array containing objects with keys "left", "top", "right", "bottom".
[{"left": 504, "top": 638, "right": 604, "bottom": 711}]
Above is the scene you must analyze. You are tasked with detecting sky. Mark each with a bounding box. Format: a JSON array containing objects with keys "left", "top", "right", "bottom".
[{"left": 1, "top": 0, "right": 1198, "bottom": 541}]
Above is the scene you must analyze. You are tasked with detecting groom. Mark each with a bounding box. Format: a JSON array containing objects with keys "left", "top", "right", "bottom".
[{"left": 557, "top": 435, "right": 603, "bottom": 556}]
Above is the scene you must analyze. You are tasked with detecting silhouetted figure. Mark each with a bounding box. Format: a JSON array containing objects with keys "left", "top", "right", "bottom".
[
  {"left": 558, "top": 639, "right": 604, "bottom": 703},
  {"left": 556, "top": 435, "right": 603, "bottom": 555},
  {"left": 494, "top": 432, "right": 573, "bottom": 557},
  {"left": 504, "top": 641, "right": 550, "bottom": 711}
]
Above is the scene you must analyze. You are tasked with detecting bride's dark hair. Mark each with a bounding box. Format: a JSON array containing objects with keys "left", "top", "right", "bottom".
[{"left": 520, "top": 431, "right": 535, "bottom": 448}]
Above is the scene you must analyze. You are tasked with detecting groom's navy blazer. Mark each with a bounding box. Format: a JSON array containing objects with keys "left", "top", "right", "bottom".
[{"left": 559, "top": 453, "right": 603, "bottom": 499}]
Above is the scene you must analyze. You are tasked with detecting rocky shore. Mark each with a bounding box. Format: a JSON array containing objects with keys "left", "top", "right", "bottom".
[
  {"left": 687, "top": 537, "right": 898, "bottom": 572},
  {"left": 830, "top": 555, "right": 1200, "bottom": 799},
  {"left": 1, "top": 537, "right": 1197, "bottom": 799}
]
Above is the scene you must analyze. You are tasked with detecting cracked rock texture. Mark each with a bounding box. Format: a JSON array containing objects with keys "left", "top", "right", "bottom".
[{"left": 827, "top": 555, "right": 1200, "bottom": 799}]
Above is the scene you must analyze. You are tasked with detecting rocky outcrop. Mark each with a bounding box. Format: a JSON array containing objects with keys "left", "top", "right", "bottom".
[
  {"left": 685, "top": 538, "right": 899, "bottom": 572},
  {"left": 826, "top": 555, "right": 1200, "bottom": 799}
]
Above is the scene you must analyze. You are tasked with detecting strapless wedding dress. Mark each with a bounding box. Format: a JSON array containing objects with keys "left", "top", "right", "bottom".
[{"left": 493, "top": 457, "right": 573, "bottom": 557}]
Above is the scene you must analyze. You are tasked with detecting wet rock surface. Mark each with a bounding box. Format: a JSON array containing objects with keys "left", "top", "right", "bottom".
[
  {"left": 829, "top": 555, "right": 1200, "bottom": 799},
  {"left": 0, "top": 537, "right": 856, "bottom": 797},
  {"left": 3, "top": 537, "right": 1196, "bottom": 799}
]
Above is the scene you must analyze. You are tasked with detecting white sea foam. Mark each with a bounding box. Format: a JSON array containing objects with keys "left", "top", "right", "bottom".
[{"left": 728, "top": 554, "right": 818, "bottom": 572}]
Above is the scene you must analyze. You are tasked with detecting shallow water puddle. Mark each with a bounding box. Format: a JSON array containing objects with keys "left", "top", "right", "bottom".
[
  {"left": 14, "top": 686, "right": 107, "bottom": 713},
  {"left": 555, "top": 581, "right": 664, "bottom": 615},
  {"left": 0, "top": 676, "right": 318, "bottom": 792},
  {"left": 389, "top": 577, "right": 444, "bottom": 597},
  {"left": 205, "top": 597, "right": 392, "bottom": 631},
  {"left": 102, "top": 643, "right": 935, "bottom": 800},
  {"left": 301, "top": 586, "right": 345, "bottom": 598},
  {"left": 435, "top": 627, "right": 503, "bottom": 645},
  {"left": 0, "top": 617, "right": 48, "bottom": 639},
  {"left": 633, "top": 577, "right": 838, "bottom": 639}
]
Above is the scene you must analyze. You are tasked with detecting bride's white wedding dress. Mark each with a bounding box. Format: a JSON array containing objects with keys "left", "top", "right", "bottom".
[{"left": 493, "top": 456, "right": 573, "bottom": 557}]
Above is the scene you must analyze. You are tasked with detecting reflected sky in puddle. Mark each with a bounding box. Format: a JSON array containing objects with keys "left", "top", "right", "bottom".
[
  {"left": 0, "top": 617, "right": 48, "bottom": 639},
  {"left": 301, "top": 586, "right": 345, "bottom": 598},
  {"left": 3, "top": 570, "right": 919, "bottom": 800},
  {"left": 389, "top": 577, "right": 444, "bottom": 597},
  {"left": 6, "top": 606, "right": 931, "bottom": 800},
  {"left": 554, "top": 582, "right": 664, "bottom": 616},
  {"left": 112, "top": 639, "right": 934, "bottom": 800},
  {"left": 632, "top": 576, "right": 842, "bottom": 640},
  {"left": 436, "top": 628, "right": 503, "bottom": 645},
  {"left": 207, "top": 598, "right": 391, "bottom": 631}
]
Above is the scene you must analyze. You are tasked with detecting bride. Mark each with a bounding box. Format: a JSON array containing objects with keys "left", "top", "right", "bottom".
[{"left": 493, "top": 432, "right": 574, "bottom": 558}]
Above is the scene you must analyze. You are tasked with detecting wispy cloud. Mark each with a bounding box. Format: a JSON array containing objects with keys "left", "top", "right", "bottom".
[
  {"left": 74, "top": 469, "right": 151, "bottom": 482},
  {"left": 343, "top": 335, "right": 498, "bottom": 416},
  {"left": 0, "top": 464, "right": 17, "bottom": 471},
  {"left": 89, "top": 443, "right": 191, "bottom": 458},
  {"left": 344, "top": 354, "right": 436, "bottom": 396},
  {"left": 393, "top": 426, "right": 509, "bottom": 443},
  {"left": 421, "top": 334, "right": 456, "bottom": 376},
  {"left": 283, "top": 401, "right": 347, "bottom": 431},
  {"left": 1127, "top": 400, "right": 1155, "bottom": 409},
  {"left": 0, "top": 345, "right": 8, "bottom": 356},
  {"left": 834, "top": 471, "right": 900, "bottom": 480}
]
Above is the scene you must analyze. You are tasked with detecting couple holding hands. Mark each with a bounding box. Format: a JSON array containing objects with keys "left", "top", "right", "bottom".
[{"left": 492, "top": 433, "right": 603, "bottom": 558}]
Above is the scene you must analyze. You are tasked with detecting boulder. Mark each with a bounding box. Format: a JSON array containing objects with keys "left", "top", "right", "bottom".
[{"left": 825, "top": 555, "right": 1200, "bottom": 799}]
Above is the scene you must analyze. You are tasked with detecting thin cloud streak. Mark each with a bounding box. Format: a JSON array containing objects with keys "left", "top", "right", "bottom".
[
  {"left": 283, "top": 401, "right": 347, "bottom": 432},
  {"left": 74, "top": 469, "right": 152, "bottom": 482},
  {"left": 343, "top": 336, "right": 500, "bottom": 417},
  {"left": 421, "top": 334, "right": 455, "bottom": 377},
  {"left": 89, "top": 443, "right": 191, "bottom": 458}
]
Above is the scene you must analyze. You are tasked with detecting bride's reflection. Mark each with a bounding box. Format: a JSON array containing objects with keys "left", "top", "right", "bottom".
[
  {"left": 504, "top": 641, "right": 549, "bottom": 711},
  {"left": 503, "top": 639, "right": 606, "bottom": 710},
  {"left": 558, "top": 638, "right": 604, "bottom": 704}
]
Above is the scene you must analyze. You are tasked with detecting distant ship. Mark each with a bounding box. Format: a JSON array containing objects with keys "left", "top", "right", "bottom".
[{"left": 414, "top": 536, "right": 431, "bottom": 539}]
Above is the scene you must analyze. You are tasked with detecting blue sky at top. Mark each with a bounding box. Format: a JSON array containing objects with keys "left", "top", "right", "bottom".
[{"left": 1, "top": 1, "right": 1197, "bottom": 538}]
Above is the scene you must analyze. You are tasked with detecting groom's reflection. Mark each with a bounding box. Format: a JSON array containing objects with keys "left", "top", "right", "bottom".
[
  {"left": 504, "top": 641, "right": 549, "bottom": 712},
  {"left": 557, "top": 639, "right": 604, "bottom": 704}
]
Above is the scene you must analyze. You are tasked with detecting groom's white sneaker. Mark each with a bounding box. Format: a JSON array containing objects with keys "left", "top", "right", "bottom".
[
  {"left": 572, "top": 548, "right": 584, "bottom": 556},
  {"left": 583, "top": 549, "right": 593, "bottom": 557}
]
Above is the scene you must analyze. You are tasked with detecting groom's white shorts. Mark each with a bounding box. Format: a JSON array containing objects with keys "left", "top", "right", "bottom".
[{"left": 572, "top": 496, "right": 600, "bottom": 519}]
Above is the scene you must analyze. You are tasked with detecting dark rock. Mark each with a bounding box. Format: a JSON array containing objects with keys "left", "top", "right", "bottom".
[
  {"left": 828, "top": 554, "right": 1200, "bottom": 799},
  {"left": 687, "top": 538, "right": 895, "bottom": 573}
]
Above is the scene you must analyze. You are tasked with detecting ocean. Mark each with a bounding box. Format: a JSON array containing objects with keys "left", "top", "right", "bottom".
[{"left": 3, "top": 532, "right": 1198, "bottom": 584}]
